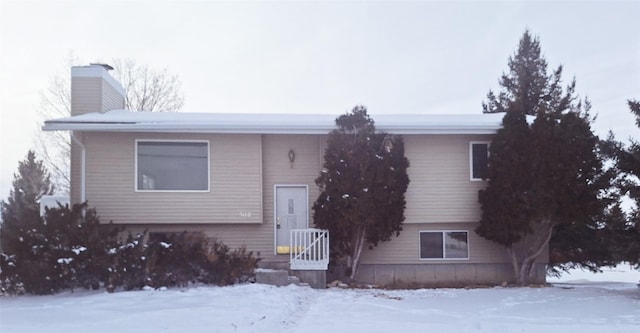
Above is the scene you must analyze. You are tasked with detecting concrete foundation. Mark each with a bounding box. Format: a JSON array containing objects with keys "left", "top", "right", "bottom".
[
  {"left": 292, "top": 270, "right": 326, "bottom": 289},
  {"left": 255, "top": 268, "right": 326, "bottom": 289},
  {"left": 355, "top": 263, "right": 547, "bottom": 287},
  {"left": 255, "top": 269, "right": 291, "bottom": 287}
]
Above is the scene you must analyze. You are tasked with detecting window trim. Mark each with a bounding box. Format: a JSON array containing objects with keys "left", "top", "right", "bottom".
[
  {"left": 418, "top": 230, "right": 470, "bottom": 260},
  {"left": 134, "top": 139, "right": 211, "bottom": 193},
  {"left": 469, "top": 141, "right": 490, "bottom": 181}
]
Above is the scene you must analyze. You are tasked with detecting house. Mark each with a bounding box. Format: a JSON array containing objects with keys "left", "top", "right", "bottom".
[{"left": 43, "top": 64, "right": 547, "bottom": 287}]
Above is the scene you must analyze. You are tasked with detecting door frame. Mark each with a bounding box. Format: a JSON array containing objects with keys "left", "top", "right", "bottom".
[{"left": 273, "top": 184, "right": 309, "bottom": 255}]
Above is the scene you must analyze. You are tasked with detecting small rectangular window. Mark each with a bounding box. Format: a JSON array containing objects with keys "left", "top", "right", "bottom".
[
  {"left": 288, "top": 199, "right": 295, "bottom": 214},
  {"left": 420, "top": 231, "right": 469, "bottom": 259},
  {"left": 136, "top": 141, "right": 209, "bottom": 191},
  {"left": 470, "top": 142, "right": 489, "bottom": 180}
]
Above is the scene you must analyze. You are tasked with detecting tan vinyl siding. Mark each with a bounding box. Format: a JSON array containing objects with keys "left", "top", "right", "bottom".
[
  {"left": 403, "top": 134, "right": 492, "bottom": 224},
  {"left": 70, "top": 75, "right": 124, "bottom": 204},
  {"left": 84, "top": 132, "right": 262, "bottom": 224},
  {"left": 260, "top": 134, "right": 324, "bottom": 260},
  {"left": 100, "top": 79, "right": 125, "bottom": 111},
  {"left": 70, "top": 77, "right": 102, "bottom": 204},
  {"left": 359, "top": 222, "right": 512, "bottom": 265},
  {"left": 71, "top": 77, "right": 103, "bottom": 116},
  {"left": 120, "top": 134, "right": 325, "bottom": 264},
  {"left": 124, "top": 224, "right": 275, "bottom": 260},
  {"left": 77, "top": 131, "right": 511, "bottom": 266},
  {"left": 71, "top": 76, "right": 123, "bottom": 116}
]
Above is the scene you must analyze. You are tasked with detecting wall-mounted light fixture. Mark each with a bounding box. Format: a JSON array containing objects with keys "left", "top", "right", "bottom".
[{"left": 288, "top": 149, "right": 296, "bottom": 168}]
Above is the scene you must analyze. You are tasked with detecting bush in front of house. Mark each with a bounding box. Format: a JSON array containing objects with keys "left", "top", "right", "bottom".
[
  {"left": 0, "top": 202, "right": 125, "bottom": 295},
  {"left": 0, "top": 203, "right": 260, "bottom": 295},
  {"left": 202, "top": 241, "right": 261, "bottom": 286},
  {"left": 137, "top": 232, "right": 260, "bottom": 289}
]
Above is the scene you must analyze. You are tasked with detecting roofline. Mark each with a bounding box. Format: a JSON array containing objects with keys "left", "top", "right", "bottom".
[
  {"left": 43, "top": 112, "right": 505, "bottom": 135},
  {"left": 43, "top": 122, "right": 500, "bottom": 135}
]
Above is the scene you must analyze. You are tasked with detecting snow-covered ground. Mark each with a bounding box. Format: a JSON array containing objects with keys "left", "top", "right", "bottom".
[{"left": 1, "top": 266, "right": 638, "bottom": 333}]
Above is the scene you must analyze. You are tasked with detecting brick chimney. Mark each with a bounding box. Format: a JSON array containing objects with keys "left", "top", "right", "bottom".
[{"left": 71, "top": 63, "right": 125, "bottom": 115}]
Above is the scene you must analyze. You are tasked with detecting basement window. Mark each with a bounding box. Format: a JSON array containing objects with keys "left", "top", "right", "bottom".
[
  {"left": 136, "top": 140, "right": 209, "bottom": 191},
  {"left": 419, "top": 231, "right": 469, "bottom": 260}
]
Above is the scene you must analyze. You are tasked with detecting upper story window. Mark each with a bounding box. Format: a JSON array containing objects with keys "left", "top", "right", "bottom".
[
  {"left": 470, "top": 142, "right": 489, "bottom": 181},
  {"left": 136, "top": 140, "right": 209, "bottom": 192}
]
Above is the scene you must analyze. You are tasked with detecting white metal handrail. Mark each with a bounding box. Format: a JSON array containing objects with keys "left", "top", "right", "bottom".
[{"left": 290, "top": 228, "right": 329, "bottom": 270}]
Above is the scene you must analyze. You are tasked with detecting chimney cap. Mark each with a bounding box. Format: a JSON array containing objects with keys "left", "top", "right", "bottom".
[{"left": 89, "top": 63, "right": 114, "bottom": 71}]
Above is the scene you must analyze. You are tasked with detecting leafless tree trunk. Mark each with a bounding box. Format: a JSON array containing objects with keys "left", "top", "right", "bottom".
[
  {"left": 348, "top": 225, "right": 367, "bottom": 282},
  {"left": 36, "top": 56, "right": 185, "bottom": 194},
  {"left": 507, "top": 219, "right": 554, "bottom": 286}
]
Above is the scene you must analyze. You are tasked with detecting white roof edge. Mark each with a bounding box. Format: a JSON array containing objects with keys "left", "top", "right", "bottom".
[
  {"left": 42, "top": 124, "right": 499, "bottom": 135},
  {"left": 43, "top": 111, "right": 505, "bottom": 135},
  {"left": 71, "top": 65, "right": 125, "bottom": 96}
]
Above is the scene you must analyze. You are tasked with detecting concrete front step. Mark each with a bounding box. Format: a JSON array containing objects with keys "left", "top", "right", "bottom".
[
  {"left": 256, "top": 262, "right": 327, "bottom": 289},
  {"left": 255, "top": 269, "right": 309, "bottom": 287}
]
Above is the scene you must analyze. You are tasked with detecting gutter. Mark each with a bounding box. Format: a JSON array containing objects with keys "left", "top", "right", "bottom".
[
  {"left": 70, "top": 131, "right": 86, "bottom": 204},
  {"left": 43, "top": 123, "right": 501, "bottom": 135}
]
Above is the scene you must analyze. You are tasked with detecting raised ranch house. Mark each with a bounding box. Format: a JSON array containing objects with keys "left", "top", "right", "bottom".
[{"left": 43, "top": 64, "right": 547, "bottom": 287}]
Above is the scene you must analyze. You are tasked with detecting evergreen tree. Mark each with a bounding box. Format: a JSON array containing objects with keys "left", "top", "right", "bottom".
[
  {"left": 1, "top": 151, "right": 54, "bottom": 253},
  {"left": 476, "top": 31, "right": 610, "bottom": 285},
  {"left": 551, "top": 100, "right": 640, "bottom": 272},
  {"left": 621, "top": 99, "right": 640, "bottom": 224},
  {"left": 624, "top": 99, "right": 640, "bottom": 267},
  {"left": 483, "top": 30, "right": 573, "bottom": 116},
  {"left": 313, "top": 106, "right": 409, "bottom": 281},
  {"left": 605, "top": 99, "right": 640, "bottom": 267}
]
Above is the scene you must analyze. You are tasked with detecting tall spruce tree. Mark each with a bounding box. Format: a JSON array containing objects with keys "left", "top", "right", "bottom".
[
  {"left": 622, "top": 99, "right": 640, "bottom": 216},
  {"left": 1, "top": 151, "right": 54, "bottom": 253},
  {"left": 477, "top": 31, "right": 610, "bottom": 285},
  {"left": 313, "top": 106, "right": 409, "bottom": 281},
  {"left": 610, "top": 99, "right": 640, "bottom": 267},
  {"left": 482, "top": 30, "right": 573, "bottom": 116}
]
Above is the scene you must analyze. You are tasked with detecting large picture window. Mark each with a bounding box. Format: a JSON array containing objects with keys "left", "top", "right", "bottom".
[
  {"left": 470, "top": 142, "right": 489, "bottom": 180},
  {"left": 136, "top": 141, "right": 209, "bottom": 191},
  {"left": 419, "top": 231, "right": 469, "bottom": 259}
]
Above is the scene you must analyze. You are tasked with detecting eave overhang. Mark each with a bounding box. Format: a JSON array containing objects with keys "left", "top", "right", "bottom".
[{"left": 43, "top": 110, "right": 505, "bottom": 135}]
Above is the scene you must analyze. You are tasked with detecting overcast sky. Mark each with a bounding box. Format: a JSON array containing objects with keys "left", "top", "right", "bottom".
[{"left": 1, "top": 0, "right": 639, "bottom": 200}]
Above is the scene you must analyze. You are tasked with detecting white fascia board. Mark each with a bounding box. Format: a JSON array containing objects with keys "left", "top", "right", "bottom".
[
  {"left": 42, "top": 122, "right": 499, "bottom": 134},
  {"left": 42, "top": 122, "right": 336, "bottom": 134},
  {"left": 42, "top": 111, "right": 505, "bottom": 134}
]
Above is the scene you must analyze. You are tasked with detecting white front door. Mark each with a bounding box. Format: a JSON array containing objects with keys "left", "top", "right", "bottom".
[{"left": 275, "top": 186, "right": 308, "bottom": 254}]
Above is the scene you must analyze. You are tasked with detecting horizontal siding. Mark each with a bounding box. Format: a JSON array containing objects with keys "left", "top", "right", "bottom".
[
  {"left": 101, "top": 79, "right": 124, "bottom": 111},
  {"left": 359, "top": 222, "right": 512, "bottom": 265},
  {"left": 260, "top": 134, "right": 324, "bottom": 262},
  {"left": 77, "top": 131, "right": 512, "bottom": 266},
  {"left": 121, "top": 223, "right": 548, "bottom": 267},
  {"left": 403, "top": 134, "right": 492, "bottom": 223},
  {"left": 71, "top": 77, "right": 103, "bottom": 116},
  {"left": 84, "top": 132, "right": 262, "bottom": 224},
  {"left": 71, "top": 74, "right": 124, "bottom": 205},
  {"left": 122, "top": 134, "right": 325, "bottom": 264},
  {"left": 124, "top": 224, "right": 275, "bottom": 261},
  {"left": 70, "top": 76, "right": 103, "bottom": 204}
]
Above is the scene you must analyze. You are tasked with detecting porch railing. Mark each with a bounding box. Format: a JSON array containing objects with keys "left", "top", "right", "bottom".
[{"left": 290, "top": 228, "right": 329, "bottom": 270}]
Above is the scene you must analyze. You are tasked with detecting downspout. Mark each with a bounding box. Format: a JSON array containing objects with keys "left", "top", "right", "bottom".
[{"left": 71, "top": 131, "right": 86, "bottom": 204}]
